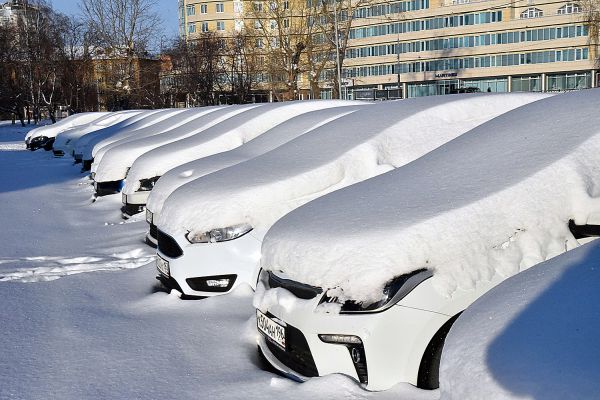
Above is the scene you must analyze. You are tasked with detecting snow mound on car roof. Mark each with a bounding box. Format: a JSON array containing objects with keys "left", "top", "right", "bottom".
[
  {"left": 158, "top": 93, "right": 549, "bottom": 239},
  {"left": 260, "top": 89, "right": 600, "bottom": 303},
  {"left": 142, "top": 105, "right": 366, "bottom": 214},
  {"left": 92, "top": 106, "right": 226, "bottom": 182},
  {"left": 440, "top": 239, "right": 600, "bottom": 400},
  {"left": 125, "top": 100, "right": 358, "bottom": 190}
]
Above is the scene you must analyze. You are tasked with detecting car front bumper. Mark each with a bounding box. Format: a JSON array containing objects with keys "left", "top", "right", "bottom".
[
  {"left": 121, "top": 191, "right": 150, "bottom": 216},
  {"left": 156, "top": 229, "right": 263, "bottom": 297},
  {"left": 256, "top": 281, "right": 452, "bottom": 391}
]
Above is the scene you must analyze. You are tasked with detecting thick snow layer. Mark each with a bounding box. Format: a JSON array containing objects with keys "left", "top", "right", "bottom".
[
  {"left": 142, "top": 104, "right": 366, "bottom": 213},
  {"left": 440, "top": 239, "right": 600, "bottom": 400},
  {"left": 84, "top": 109, "right": 189, "bottom": 160},
  {"left": 260, "top": 89, "right": 600, "bottom": 304},
  {"left": 25, "top": 112, "right": 109, "bottom": 140},
  {"left": 125, "top": 100, "right": 358, "bottom": 190},
  {"left": 158, "top": 93, "right": 547, "bottom": 241},
  {"left": 93, "top": 105, "right": 238, "bottom": 182},
  {"left": 73, "top": 109, "right": 168, "bottom": 159},
  {"left": 0, "top": 121, "right": 435, "bottom": 400},
  {"left": 90, "top": 107, "right": 208, "bottom": 168},
  {"left": 68, "top": 110, "right": 144, "bottom": 155}
]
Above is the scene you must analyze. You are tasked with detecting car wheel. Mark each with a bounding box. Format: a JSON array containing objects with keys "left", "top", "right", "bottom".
[{"left": 417, "top": 313, "right": 461, "bottom": 390}]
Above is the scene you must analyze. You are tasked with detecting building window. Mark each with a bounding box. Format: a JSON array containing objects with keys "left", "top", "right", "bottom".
[
  {"left": 254, "top": 20, "right": 261, "bottom": 28},
  {"left": 200, "top": 4, "right": 208, "bottom": 13},
  {"left": 187, "top": 22, "right": 196, "bottom": 33},
  {"left": 216, "top": 3, "right": 224, "bottom": 12},
  {"left": 547, "top": 72, "right": 590, "bottom": 91},
  {"left": 558, "top": 3, "right": 581, "bottom": 14},
  {"left": 186, "top": 4, "right": 196, "bottom": 16},
  {"left": 256, "top": 38, "right": 264, "bottom": 48},
  {"left": 520, "top": 7, "right": 543, "bottom": 18},
  {"left": 217, "top": 21, "right": 225, "bottom": 30},
  {"left": 253, "top": 2, "right": 263, "bottom": 11},
  {"left": 202, "top": 21, "right": 209, "bottom": 32},
  {"left": 283, "top": 0, "right": 289, "bottom": 9},
  {"left": 511, "top": 76, "right": 542, "bottom": 92},
  {"left": 283, "top": 18, "right": 289, "bottom": 28},
  {"left": 270, "top": 19, "right": 277, "bottom": 29},
  {"left": 234, "top": 1, "right": 243, "bottom": 13}
]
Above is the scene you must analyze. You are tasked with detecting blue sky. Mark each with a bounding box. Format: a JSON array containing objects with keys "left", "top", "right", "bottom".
[{"left": 49, "top": 0, "right": 179, "bottom": 39}]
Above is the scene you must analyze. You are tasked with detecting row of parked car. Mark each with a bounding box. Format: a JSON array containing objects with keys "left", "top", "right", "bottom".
[{"left": 25, "top": 89, "right": 600, "bottom": 392}]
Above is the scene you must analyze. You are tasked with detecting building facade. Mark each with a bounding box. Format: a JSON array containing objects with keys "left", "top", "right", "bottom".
[{"left": 178, "top": 0, "right": 598, "bottom": 99}]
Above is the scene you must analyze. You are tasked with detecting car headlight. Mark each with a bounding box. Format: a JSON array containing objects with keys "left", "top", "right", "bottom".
[
  {"left": 138, "top": 176, "right": 160, "bottom": 191},
  {"left": 321, "top": 269, "right": 433, "bottom": 313},
  {"left": 146, "top": 209, "right": 153, "bottom": 224},
  {"left": 185, "top": 223, "right": 253, "bottom": 244}
]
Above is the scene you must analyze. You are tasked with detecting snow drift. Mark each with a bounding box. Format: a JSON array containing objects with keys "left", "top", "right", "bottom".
[
  {"left": 157, "top": 93, "right": 548, "bottom": 242},
  {"left": 259, "top": 89, "right": 600, "bottom": 305},
  {"left": 142, "top": 104, "right": 367, "bottom": 214},
  {"left": 440, "top": 239, "right": 600, "bottom": 400},
  {"left": 125, "top": 100, "right": 358, "bottom": 191}
]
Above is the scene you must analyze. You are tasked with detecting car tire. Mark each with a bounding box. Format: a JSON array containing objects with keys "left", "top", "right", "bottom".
[{"left": 417, "top": 313, "right": 461, "bottom": 390}]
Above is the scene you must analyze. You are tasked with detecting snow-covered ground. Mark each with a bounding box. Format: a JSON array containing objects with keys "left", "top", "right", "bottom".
[
  {"left": 0, "top": 123, "right": 437, "bottom": 399},
  {"left": 440, "top": 239, "right": 600, "bottom": 400}
]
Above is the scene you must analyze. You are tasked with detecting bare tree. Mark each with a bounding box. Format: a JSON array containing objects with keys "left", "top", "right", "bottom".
[{"left": 81, "top": 0, "right": 161, "bottom": 108}]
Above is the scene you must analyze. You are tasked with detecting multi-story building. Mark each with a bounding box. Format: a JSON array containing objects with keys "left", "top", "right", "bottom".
[
  {"left": 342, "top": 0, "right": 597, "bottom": 99},
  {"left": 179, "top": 0, "right": 240, "bottom": 39},
  {"left": 178, "top": 0, "right": 598, "bottom": 99}
]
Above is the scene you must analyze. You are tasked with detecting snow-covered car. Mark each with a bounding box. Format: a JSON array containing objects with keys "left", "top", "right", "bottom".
[
  {"left": 25, "top": 112, "right": 109, "bottom": 151},
  {"left": 439, "top": 238, "right": 600, "bottom": 400},
  {"left": 74, "top": 109, "right": 181, "bottom": 170},
  {"left": 143, "top": 104, "right": 366, "bottom": 245},
  {"left": 154, "top": 93, "right": 547, "bottom": 299},
  {"left": 91, "top": 105, "right": 256, "bottom": 199},
  {"left": 122, "top": 100, "right": 353, "bottom": 216},
  {"left": 52, "top": 111, "right": 142, "bottom": 158},
  {"left": 90, "top": 106, "right": 226, "bottom": 180},
  {"left": 253, "top": 89, "right": 600, "bottom": 391}
]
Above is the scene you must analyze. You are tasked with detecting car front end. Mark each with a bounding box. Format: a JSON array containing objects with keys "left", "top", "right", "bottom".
[
  {"left": 255, "top": 268, "right": 473, "bottom": 391},
  {"left": 121, "top": 176, "right": 160, "bottom": 218},
  {"left": 155, "top": 224, "right": 263, "bottom": 298}
]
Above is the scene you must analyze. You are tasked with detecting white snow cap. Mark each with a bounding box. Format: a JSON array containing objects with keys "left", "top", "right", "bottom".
[
  {"left": 125, "top": 100, "right": 358, "bottom": 191},
  {"left": 440, "top": 239, "right": 600, "bottom": 400},
  {"left": 143, "top": 104, "right": 367, "bottom": 214},
  {"left": 261, "top": 89, "right": 600, "bottom": 304},
  {"left": 92, "top": 106, "right": 225, "bottom": 181},
  {"left": 158, "top": 92, "right": 548, "bottom": 240}
]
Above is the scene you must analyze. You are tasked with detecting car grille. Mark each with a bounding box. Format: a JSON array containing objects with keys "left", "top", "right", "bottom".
[
  {"left": 268, "top": 272, "right": 322, "bottom": 300},
  {"left": 157, "top": 229, "right": 183, "bottom": 258},
  {"left": 121, "top": 202, "right": 144, "bottom": 216},
  {"left": 265, "top": 319, "right": 318, "bottom": 378},
  {"left": 95, "top": 180, "right": 123, "bottom": 197},
  {"left": 149, "top": 223, "right": 158, "bottom": 240}
]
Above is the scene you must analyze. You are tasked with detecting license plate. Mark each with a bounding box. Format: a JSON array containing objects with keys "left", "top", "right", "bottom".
[
  {"left": 122, "top": 192, "right": 127, "bottom": 204},
  {"left": 156, "top": 255, "right": 170, "bottom": 277},
  {"left": 257, "top": 310, "right": 286, "bottom": 350}
]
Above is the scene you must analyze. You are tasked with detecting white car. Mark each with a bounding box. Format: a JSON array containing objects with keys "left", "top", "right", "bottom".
[
  {"left": 254, "top": 89, "right": 600, "bottom": 391},
  {"left": 154, "top": 93, "right": 547, "bottom": 299},
  {"left": 75, "top": 109, "right": 180, "bottom": 170},
  {"left": 439, "top": 238, "right": 600, "bottom": 400},
  {"left": 90, "top": 106, "right": 227, "bottom": 184},
  {"left": 143, "top": 104, "right": 366, "bottom": 244},
  {"left": 25, "top": 112, "right": 109, "bottom": 151},
  {"left": 122, "top": 100, "right": 354, "bottom": 217},
  {"left": 53, "top": 111, "right": 142, "bottom": 158}
]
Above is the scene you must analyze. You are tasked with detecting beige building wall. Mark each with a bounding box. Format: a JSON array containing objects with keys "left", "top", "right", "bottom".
[{"left": 178, "top": 0, "right": 598, "bottom": 97}]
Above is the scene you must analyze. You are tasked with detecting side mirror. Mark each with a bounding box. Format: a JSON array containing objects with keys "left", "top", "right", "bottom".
[{"left": 568, "top": 218, "right": 600, "bottom": 239}]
